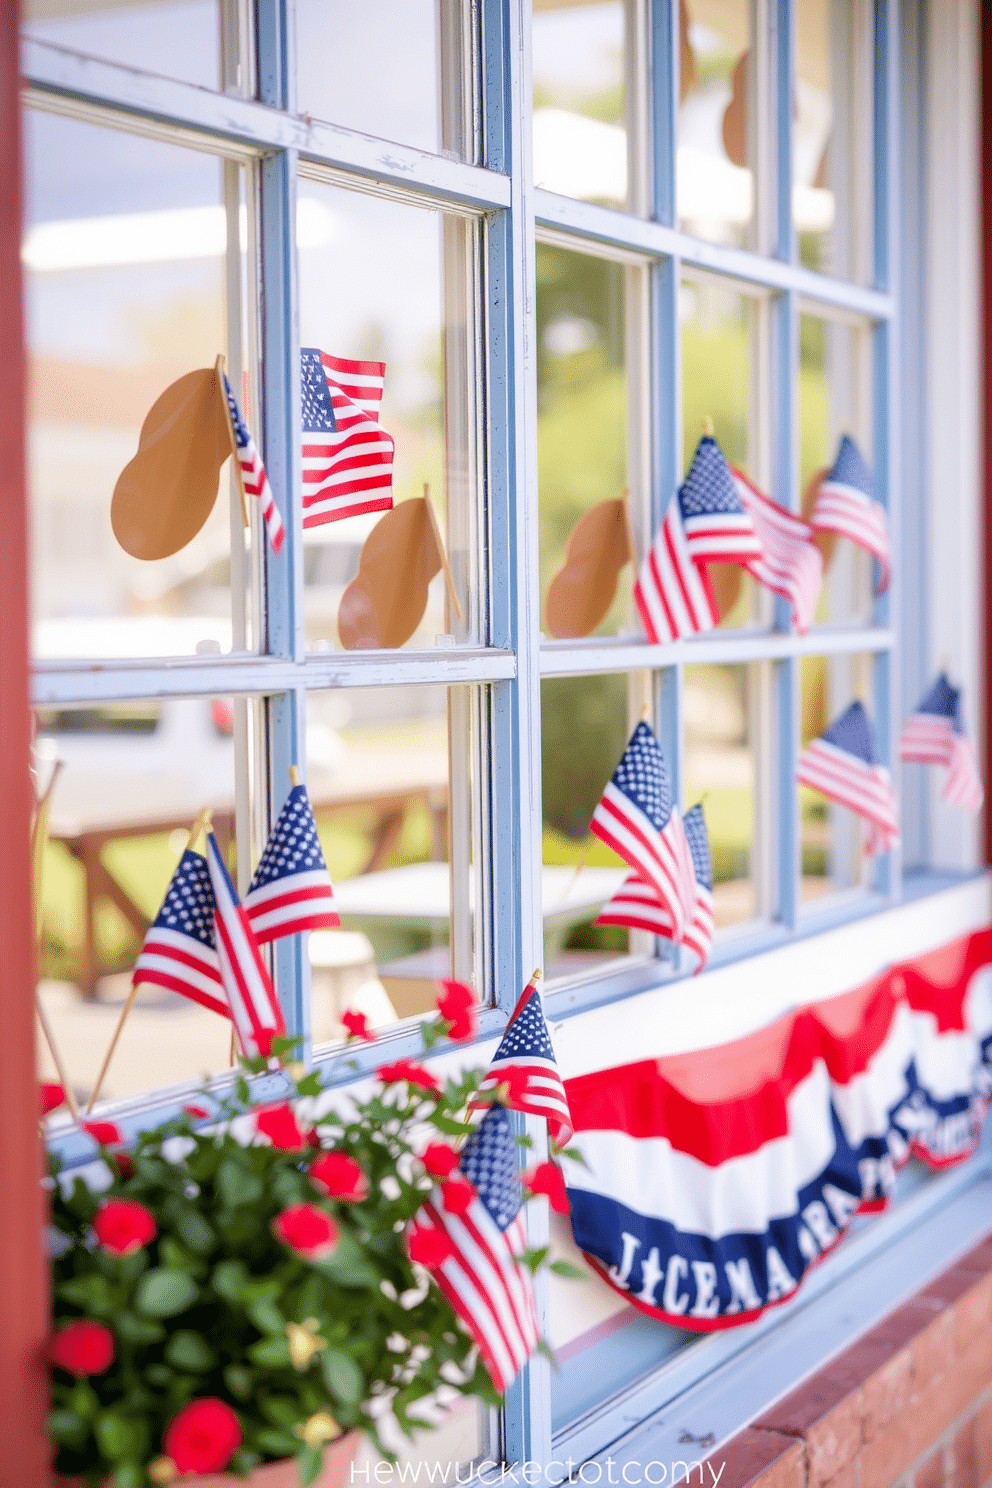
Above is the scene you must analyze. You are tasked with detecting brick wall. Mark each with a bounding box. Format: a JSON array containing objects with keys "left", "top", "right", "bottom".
[{"left": 701, "top": 1233, "right": 992, "bottom": 1488}]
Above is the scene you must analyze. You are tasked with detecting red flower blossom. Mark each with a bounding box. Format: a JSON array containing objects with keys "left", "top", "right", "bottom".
[
  {"left": 342, "top": 1009, "right": 376, "bottom": 1042},
  {"left": 184, "top": 1103, "right": 210, "bottom": 1120},
  {"left": 92, "top": 1198, "right": 157, "bottom": 1256},
  {"left": 51, "top": 1319, "right": 115, "bottom": 1376},
  {"left": 164, "top": 1398, "right": 243, "bottom": 1475},
  {"left": 421, "top": 1142, "right": 461, "bottom": 1178},
  {"left": 408, "top": 1226, "right": 455, "bottom": 1266},
  {"left": 378, "top": 1059, "right": 441, "bottom": 1095},
  {"left": 436, "top": 979, "right": 477, "bottom": 1041},
  {"left": 524, "top": 1162, "right": 570, "bottom": 1215},
  {"left": 255, "top": 1102, "right": 308, "bottom": 1150},
  {"left": 309, "top": 1151, "right": 369, "bottom": 1202},
  {"left": 440, "top": 1177, "right": 475, "bottom": 1216},
  {"left": 272, "top": 1204, "right": 339, "bottom": 1261},
  {"left": 112, "top": 1152, "right": 134, "bottom": 1182},
  {"left": 83, "top": 1120, "right": 125, "bottom": 1147},
  {"left": 40, "top": 1082, "right": 65, "bottom": 1117}
]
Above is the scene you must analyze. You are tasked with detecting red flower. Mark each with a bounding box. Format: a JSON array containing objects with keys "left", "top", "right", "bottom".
[
  {"left": 164, "top": 1398, "right": 243, "bottom": 1475},
  {"left": 112, "top": 1152, "right": 134, "bottom": 1182},
  {"left": 378, "top": 1059, "right": 441, "bottom": 1095},
  {"left": 40, "top": 1082, "right": 65, "bottom": 1117},
  {"left": 184, "top": 1103, "right": 210, "bottom": 1120},
  {"left": 421, "top": 1142, "right": 461, "bottom": 1178},
  {"left": 51, "top": 1319, "right": 115, "bottom": 1376},
  {"left": 92, "top": 1198, "right": 157, "bottom": 1256},
  {"left": 436, "top": 979, "right": 477, "bottom": 1041},
  {"left": 309, "top": 1152, "right": 369, "bottom": 1202},
  {"left": 408, "top": 1226, "right": 454, "bottom": 1266},
  {"left": 342, "top": 1009, "right": 376, "bottom": 1042},
  {"left": 272, "top": 1204, "right": 339, "bottom": 1261},
  {"left": 255, "top": 1103, "right": 308, "bottom": 1150},
  {"left": 83, "top": 1120, "right": 125, "bottom": 1147},
  {"left": 524, "top": 1162, "right": 570, "bottom": 1215},
  {"left": 440, "top": 1177, "right": 475, "bottom": 1216}
]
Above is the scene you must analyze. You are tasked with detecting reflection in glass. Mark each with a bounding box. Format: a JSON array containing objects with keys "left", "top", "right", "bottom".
[
  {"left": 24, "top": 111, "right": 251, "bottom": 661},
  {"left": 22, "top": 0, "right": 223, "bottom": 91},
  {"left": 681, "top": 275, "right": 768, "bottom": 628},
  {"left": 537, "top": 244, "right": 631, "bottom": 638},
  {"left": 35, "top": 696, "right": 254, "bottom": 1104},
  {"left": 683, "top": 664, "right": 763, "bottom": 928},
  {"left": 800, "top": 652, "right": 875, "bottom": 902},
  {"left": 532, "top": 0, "right": 631, "bottom": 210},
  {"left": 677, "top": 0, "right": 756, "bottom": 246},
  {"left": 298, "top": 183, "right": 479, "bottom": 650},
  {"left": 799, "top": 312, "right": 873, "bottom": 625},
  {"left": 540, "top": 673, "right": 653, "bottom": 979},
  {"left": 305, "top": 686, "right": 481, "bottom": 1044},
  {"left": 296, "top": 0, "right": 475, "bottom": 161},
  {"left": 794, "top": 0, "right": 873, "bottom": 280}
]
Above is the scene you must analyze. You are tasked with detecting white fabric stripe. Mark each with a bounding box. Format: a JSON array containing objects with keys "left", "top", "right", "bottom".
[
  {"left": 797, "top": 754, "right": 897, "bottom": 818},
  {"left": 635, "top": 541, "right": 676, "bottom": 641},
  {"left": 595, "top": 785, "right": 674, "bottom": 889},
  {"left": 432, "top": 1206, "right": 533, "bottom": 1368},
  {"left": 214, "top": 933, "right": 257, "bottom": 1053},
  {"left": 564, "top": 1062, "right": 836, "bottom": 1238},
  {"left": 798, "top": 742, "right": 898, "bottom": 819},
  {"left": 135, "top": 951, "right": 224, "bottom": 1001},
  {"left": 249, "top": 899, "right": 338, "bottom": 936},
  {"left": 665, "top": 500, "right": 715, "bottom": 627},
  {"left": 245, "top": 870, "right": 334, "bottom": 910},
  {"left": 207, "top": 840, "right": 280, "bottom": 1035},
  {"left": 136, "top": 925, "right": 219, "bottom": 973},
  {"left": 829, "top": 1003, "right": 916, "bottom": 1147}
]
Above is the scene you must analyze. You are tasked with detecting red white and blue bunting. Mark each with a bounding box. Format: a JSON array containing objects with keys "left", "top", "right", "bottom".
[{"left": 560, "top": 930, "right": 992, "bottom": 1331}]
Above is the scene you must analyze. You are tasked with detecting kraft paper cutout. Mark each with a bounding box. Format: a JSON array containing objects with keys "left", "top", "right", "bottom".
[
  {"left": 706, "top": 562, "right": 744, "bottom": 620},
  {"left": 111, "top": 366, "right": 233, "bottom": 560},
  {"left": 722, "top": 52, "right": 749, "bottom": 168},
  {"left": 801, "top": 466, "right": 838, "bottom": 570},
  {"left": 338, "top": 494, "right": 460, "bottom": 651},
  {"left": 544, "top": 498, "right": 634, "bottom": 640}
]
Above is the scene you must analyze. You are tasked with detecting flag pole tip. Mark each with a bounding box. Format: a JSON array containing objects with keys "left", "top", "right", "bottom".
[
  {"left": 701, "top": 415, "right": 714, "bottom": 438},
  {"left": 530, "top": 968, "right": 542, "bottom": 983},
  {"left": 289, "top": 765, "right": 301, "bottom": 787},
  {"left": 640, "top": 703, "right": 651, "bottom": 722}
]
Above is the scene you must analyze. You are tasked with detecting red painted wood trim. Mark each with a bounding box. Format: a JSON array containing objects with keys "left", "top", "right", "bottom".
[
  {"left": 982, "top": 1, "right": 992, "bottom": 867},
  {"left": 0, "top": 3, "right": 52, "bottom": 1484}
]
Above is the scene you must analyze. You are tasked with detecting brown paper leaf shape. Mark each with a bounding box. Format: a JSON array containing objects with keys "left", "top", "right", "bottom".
[
  {"left": 338, "top": 497, "right": 447, "bottom": 650},
  {"left": 111, "top": 367, "right": 232, "bottom": 560},
  {"left": 706, "top": 563, "right": 744, "bottom": 620},
  {"left": 800, "top": 466, "right": 838, "bottom": 570},
  {"left": 545, "top": 499, "right": 632, "bottom": 639},
  {"left": 722, "top": 52, "right": 749, "bottom": 168}
]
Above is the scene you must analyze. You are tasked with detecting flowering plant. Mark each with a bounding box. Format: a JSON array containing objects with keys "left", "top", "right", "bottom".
[{"left": 47, "top": 1007, "right": 572, "bottom": 1488}]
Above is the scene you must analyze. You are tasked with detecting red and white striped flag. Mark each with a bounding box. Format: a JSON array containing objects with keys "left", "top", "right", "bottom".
[
  {"left": 409, "top": 1106, "right": 538, "bottom": 1394},
  {"left": 244, "top": 783, "right": 340, "bottom": 943},
  {"left": 206, "top": 833, "right": 286, "bottom": 1058},
  {"left": 469, "top": 974, "right": 574, "bottom": 1146},
  {"left": 221, "top": 373, "right": 285, "bottom": 554},
  {"left": 633, "top": 494, "right": 719, "bottom": 643},
  {"left": 132, "top": 849, "right": 228, "bottom": 1018},
  {"left": 900, "top": 674, "right": 984, "bottom": 814},
  {"left": 300, "top": 349, "right": 395, "bottom": 528},
  {"left": 811, "top": 435, "right": 890, "bottom": 595},
  {"left": 797, "top": 702, "right": 899, "bottom": 857},
  {"left": 597, "top": 803, "right": 714, "bottom": 970},
  {"left": 731, "top": 466, "right": 823, "bottom": 633}
]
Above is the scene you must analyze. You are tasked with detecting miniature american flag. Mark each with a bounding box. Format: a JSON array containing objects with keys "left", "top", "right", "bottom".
[
  {"left": 469, "top": 974, "right": 573, "bottom": 1145},
  {"left": 221, "top": 372, "right": 284, "bottom": 554},
  {"left": 633, "top": 493, "right": 719, "bottom": 642},
  {"left": 244, "top": 783, "right": 340, "bottom": 943},
  {"left": 678, "top": 436, "right": 763, "bottom": 567},
  {"left": 410, "top": 1105, "right": 538, "bottom": 1394},
  {"left": 731, "top": 466, "right": 823, "bottom": 633},
  {"left": 300, "top": 349, "right": 395, "bottom": 527},
  {"left": 811, "top": 435, "right": 890, "bottom": 595},
  {"left": 597, "top": 802, "right": 714, "bottom": 970},
  {"left": 900, "top": 674, "right": 984, "bottom": 814},
  {"left": 132, "top": 850, "right": 229, "bottom": 1018},
  {"left": 206, "top": 833, "right": 285, "bottom": 1058},
  {"left": 590, "top": 721, "right": 697, "bottom": 942},
  {"left": 797, "top": 701, "right": 899, "bottom": 857}
]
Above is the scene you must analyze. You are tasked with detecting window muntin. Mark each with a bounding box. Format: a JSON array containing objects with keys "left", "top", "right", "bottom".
[
  {"left": 21, "top": 0, "right": 227, "bottom": 91},
  {"left": 296, "top": 182, "right": 483, "bottom": 650},
  {"left": 24, "top": 110, "right": 254, "bottom": 661}
]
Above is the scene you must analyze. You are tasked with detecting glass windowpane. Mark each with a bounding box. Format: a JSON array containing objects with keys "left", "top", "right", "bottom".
[
  {"left": 677, "top": 0, "right": 758, "bottom": 248},
  {"left": 800, "top": 651, "right": 877, "bottom": 902},
  {"left": 22, "top": 0, "right": 225, "bottom": 90}
]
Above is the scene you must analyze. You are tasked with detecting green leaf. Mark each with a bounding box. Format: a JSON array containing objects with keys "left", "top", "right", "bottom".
[
  {"left": 217, "top": 1158, "right": 265, "bottom": 1209},
  {"left": 247, "top": 1336, "right": 292, "bottom": 1368},
  {"left": 68, "top": 1382, "right": 100, "bottom": 1420},
  {"left": 164, "top": 1330, "right": 216, "bottom": 1371},
  {"left": 145, "top": 1364, "right": 173, "bottom": 1387},
  {"left": 535, "top": 1338, "right": 560, "bottom": 1372},
  {"left": 113, "top": 1312, "right": 166, "bottom": 1345},
  {"left": 247, "top": 1298, "right": 286, "bottom": 1336},
  {"left": 46, "top": 1409, "right": 88, "bottom": 1446},
  {"left": 255, "top": 1427, "right": 300, "bottom": 1457},
  {"left": 300, "top": 1445, "right": 326, "bottom": 1486},
  {"left": 317, "top": 1232, "right": 380, "bottom": 1289},
  {"left": 224, "top": 1364, "right": 254, "bottom": 1400},
  {"left": 260, "top": 1395, "right": 301, "bottom": 1429},
  {"left": 429, "top": 1113, "right": 477, "bottom": 1137},
  {"left": 112, "top": 1464, "right": 144, "bottom": 1488},
  {"left": 320, "top": 1348, "right": 364, "bottom": 1408},
  {"left": 554, "top": 1145, "right": 588, "bottom": 1168},
  {"left": 549, "top": 1260, "right": 586, "bottom": 1280},
  {"left": 272, "top": 1034, "right": 304, "bottom": 1058},
  {"left": 295, "top": 1071, "right": 323, "bottom": 1097},
  {"left": 514, "top": 1134, "right": 534, "bottom": 1149},
  {"left": 57, "top": 1275, "right": 113, "bottom": 1315},
  {"left": 94, "top": 1410, "right": 146, "bottom": 1461},
  {"left": 165, "top": 1204, "right": 216, "bottom": 1256},
  {"left": 520, "top": 1246, "right": 550, "bottom": 1274},
  {"left": 134, "top": 1268, "right": 199, "bottom": 1318},
  {"left": 211, "top": 1258, "right": 248, "bottom": 1302}
]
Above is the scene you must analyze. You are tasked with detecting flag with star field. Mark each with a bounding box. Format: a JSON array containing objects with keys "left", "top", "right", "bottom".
[
  {"left": 132, "top": 849, "right": 229, "bottom": 1017},
  {"left": 797, "top": 700, "right": 899, "bottom": 856},
  {"left": 410, "top": 1105, "right": 539, "bottom": 1393},
  {"left": 589, "top": 720, "right": 697, "bottom": 944},
  {"left": 244, "top": 783, "right": 340, "bottom": 943},
  {"left": 470, "top": 974, "right": 574, "bottom": 1145},
  {"left": 300, "top": 348, "right": 395, "bottom": 527}
]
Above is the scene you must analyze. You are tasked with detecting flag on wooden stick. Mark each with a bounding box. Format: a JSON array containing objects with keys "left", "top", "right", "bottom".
[
  {"left": 300, "top": 349, "right": 395, "bottom": 528},
  {"left": 221, "top": 370, "right": 284, "bottom": 553},
  {"left": 469, "top": 972, "right": 574, "bottom": 1146},
  {"left": 797, "top": 701, "right": 899, "bottom": 856},
  {"left": 811, "top": 435, "right": 890, "bottom": 595},
  {"left": 900, "top": 674, "right": 984, "bottom": 814},
  {"left": 206, "top": 833, "right": 285, "bottom": 1057}
]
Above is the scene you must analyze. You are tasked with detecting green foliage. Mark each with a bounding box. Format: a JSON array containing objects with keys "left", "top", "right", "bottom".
[{"left": 48, "top": 1055, "right": 555, "bottom": 1486}]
